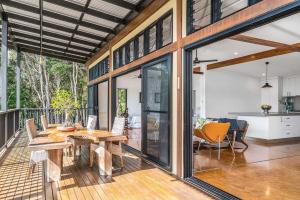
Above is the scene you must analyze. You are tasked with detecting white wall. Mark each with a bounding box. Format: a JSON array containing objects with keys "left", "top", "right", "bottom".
[
  {"left": 116, "top": 70, "right": 141, "bottom": 117},
  {"left": 192, "top": 72, "right": 205, "bottom": 118},
  {"left": 198, "top": 69, "right": 261, "bottom": 118},
  {"left": 98, "top": 81, "right": 108, "bottom": 130}
]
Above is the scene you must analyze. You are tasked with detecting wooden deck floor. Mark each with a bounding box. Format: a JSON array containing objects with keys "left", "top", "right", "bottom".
[{"left": 0, "top": 132, "right": 212, "bottom": 200}]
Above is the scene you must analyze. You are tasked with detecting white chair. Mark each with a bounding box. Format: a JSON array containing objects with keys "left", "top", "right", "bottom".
[
  {"left": 87, "top": 115, "right": 98, "bottom": 130},
  {"left": 41, "top": 115, "right": 49, "bottom": 131},
  {"left": 26, "top": 119, "right": 48, "bottom": 176},
  {"left": 69, "top": 115, "right": 97, "bottom": 160},
  {"left": 90, "top": 117, "right": 126, "bottom": 168}
]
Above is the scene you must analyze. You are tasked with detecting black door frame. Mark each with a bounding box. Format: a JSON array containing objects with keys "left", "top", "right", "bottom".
[
  {"left": 183, "top": 1, "right": 300, "bottom": 200},
  {"left": 141, "top": 53, "right": 173, "bottom": 171},
  {"left": 111, "top": 53, "right": 173, "bottom": 171}
]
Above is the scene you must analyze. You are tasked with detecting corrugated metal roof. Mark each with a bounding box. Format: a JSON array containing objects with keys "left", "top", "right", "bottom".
[{"left": 1, "top": 0, "right": 151, "bottom": 63}]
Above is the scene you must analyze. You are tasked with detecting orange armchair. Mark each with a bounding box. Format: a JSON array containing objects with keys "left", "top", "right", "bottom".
[{"left": 194, "top": 122, "right": 235, "bottom": 160}]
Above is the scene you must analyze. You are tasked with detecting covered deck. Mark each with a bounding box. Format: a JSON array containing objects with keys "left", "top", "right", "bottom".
[{"left": 0, "top": 131, "right": 211, "bottom": 200}]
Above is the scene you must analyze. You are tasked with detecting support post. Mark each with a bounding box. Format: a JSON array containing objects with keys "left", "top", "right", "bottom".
[
  {"left": 16, "top": 48, "right": 21, "bottom": 109},
  {"left": 0, "top": 13, "right": 8, "bottom": 112}
]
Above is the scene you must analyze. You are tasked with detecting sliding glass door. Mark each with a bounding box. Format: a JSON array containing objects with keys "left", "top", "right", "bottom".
[{"left": 142, "top": 55, "right": 172, "bottom": 169}]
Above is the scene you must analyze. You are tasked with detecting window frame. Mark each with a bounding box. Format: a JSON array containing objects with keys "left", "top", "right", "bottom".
[
  {"left": 112, "top": 10, "right": 173, "bottom": 70},
  {"left": 187, "top": 0, "right": 262, "bottom": 34}
]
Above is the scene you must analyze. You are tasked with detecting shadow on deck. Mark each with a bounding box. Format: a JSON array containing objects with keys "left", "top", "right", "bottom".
[{"left": 0, "top": 132, "right": 212, "bottom": 200}]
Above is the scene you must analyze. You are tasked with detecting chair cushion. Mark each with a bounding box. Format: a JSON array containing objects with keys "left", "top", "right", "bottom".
[{"left": 30, "top": 150, "right": 47, "bottom": 164}]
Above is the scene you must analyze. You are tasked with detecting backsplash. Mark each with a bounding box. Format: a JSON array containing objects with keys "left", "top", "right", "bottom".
[{"left": 294, "top": 96, "right": 300, "bottom": 111}]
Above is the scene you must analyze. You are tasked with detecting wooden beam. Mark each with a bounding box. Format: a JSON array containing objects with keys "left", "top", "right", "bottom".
[
  {"left": 230, "top": 34, "right": 290, "bottom": 48},
  {"left": 176, "top": 0, "right": 183, "bottom": 178},
  {"left": 85, "top": 0, "right": 169, "bottom": 67},
  {"left": 193, "top": 67, "right": 203, "bottom": 74},
  {"left": 207, "top": 43, "right": 300, "bottom": 70}
]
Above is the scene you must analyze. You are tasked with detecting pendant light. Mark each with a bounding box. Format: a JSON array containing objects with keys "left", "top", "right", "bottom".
[
  {"left": 193, "top": 48, "right": 200, "bottom": 64},
  {"left": 262, "top": 61, "right": 272, "bottom": 88}
]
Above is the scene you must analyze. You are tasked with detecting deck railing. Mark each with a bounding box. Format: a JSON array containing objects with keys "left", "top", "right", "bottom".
[
  {"left": 0, "top": 107, "right": 98, "bottom": 151},
  {"left": 0, "top": 109, "right": 21, "bottom": 151}
]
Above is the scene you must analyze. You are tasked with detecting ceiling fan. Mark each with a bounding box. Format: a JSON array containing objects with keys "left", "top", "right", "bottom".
[
  {"left": 129, "top": 73, "right": 142, "bottom": 79},
  {"left": 193, "top": 48, "right": 218, "bottom": 64}
]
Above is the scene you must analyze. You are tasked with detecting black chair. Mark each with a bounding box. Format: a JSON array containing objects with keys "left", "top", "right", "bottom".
[{"left": 218, "top": 118, "right": 249, "bottom": 150}]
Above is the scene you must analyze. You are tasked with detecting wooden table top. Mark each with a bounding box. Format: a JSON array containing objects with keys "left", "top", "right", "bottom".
[{"left": 28, "top": 124, "right": 127, "bottom": 151}]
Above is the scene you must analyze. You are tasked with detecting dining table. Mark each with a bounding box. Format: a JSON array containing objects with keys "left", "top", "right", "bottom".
[{"left": 28, "top": 124, "right": 127, "bottom": 182}]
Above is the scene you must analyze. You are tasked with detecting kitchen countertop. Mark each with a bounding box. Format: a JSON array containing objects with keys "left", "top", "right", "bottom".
[{"left": 229, "top": 112, "right": 300, "bottom": 117}]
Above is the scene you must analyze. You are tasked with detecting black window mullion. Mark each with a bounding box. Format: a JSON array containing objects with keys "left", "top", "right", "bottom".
[
  {"left": 187, "top": 0, "right": 194, "bottom": 34},
  {"left": 125, "top": 43, "right": 130, "bottom": 64},
  {"left": 156, "top": 20, "right": 163, "bottom": 49},
  {"left": 118, "top": 48, "right": 122, "bottom": 68},
  {"left": 212, "top": 0, "right": 222, "bottom": 23},
  {"left": 100, "top": 62, "right": 103, "bottom": 76},
  {"left": 113, "top": 51, "right": 117, "bottom": 70},
  {"left": 249, "top": 0, "right": 262, "bottom": 6}
]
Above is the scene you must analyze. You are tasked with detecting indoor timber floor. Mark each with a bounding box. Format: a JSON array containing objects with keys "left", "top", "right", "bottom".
[
  {"left": 0, "top": 132, "right": 212, "bottom": 200},
  {"left": 193, "top": 140, "right": 300, "bottom": 200}
]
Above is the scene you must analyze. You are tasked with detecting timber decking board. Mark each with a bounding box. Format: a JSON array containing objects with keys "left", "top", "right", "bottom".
[{"left": 0, "top": 132, "right": 212, "bottom": 200}]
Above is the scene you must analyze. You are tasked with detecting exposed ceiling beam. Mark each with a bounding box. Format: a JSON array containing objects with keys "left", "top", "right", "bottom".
[
  {"left": 2, "top": 0, "right": 114, "bottom": 34},
  {"left": 65, "top": 0, "right": 91, "bottom": 54},
  {"left": 14, "top": 38, "right": 89, "bottom": 58},
  {"left": 1, "top": 39, "right": 86, "bottom": 63},
  {"left": 20, "top": 46, "right": 86, "bottom": 63},
  {"left": 101, "top": 0, "right": 138, "bottom": 11},
  {"left": 230, "top": 35, "right": 290, "bottom": 48},
  {"left": 7, "top": 12, "right": 106, "bottom": 41},
  {"left": 207, "top": 43, "right": 300, "bottom": 70},
  {"left": 19, "top": 44, "right": 86, "bottom": 62},
  {"left": 42, "top": 0, "right": 125, "bottom": 24},
  {"left": 0, "top": 3, "right": 17, "bottom": 49},
  {"left": 11, "top": 23, "right": 98, "bottom": 48},
  {"left": 8, "top": 30, "right": 92, "bottom": 53}
]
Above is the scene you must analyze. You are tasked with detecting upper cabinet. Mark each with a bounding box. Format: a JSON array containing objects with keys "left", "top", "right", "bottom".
[{"left": 283, "top": 76, "right": 300, "bottom": 97}]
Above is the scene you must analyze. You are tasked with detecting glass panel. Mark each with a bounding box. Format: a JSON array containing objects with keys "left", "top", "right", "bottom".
[
  {"left": 146, "top": 112, "right": 169, "bottom": 163},
  {"left": 129, "top": 41, "right": 135, "bottom": 62},
  {"left": 143, "top": 59, "right": 170, "bottom": 167},
  {"left": 192, "top": 0, "right": 211, "bottom": 31},
  {"left": 98, "top": 81, "right": 109, "bottom": 130},
  {"left": 162, "top": 15, "right": 172, "bottom": 46},
  {"left": 138, "top": 34, "right": 144, "bottom": 58},
  {"left": 220, "top": 0, "right": 248, "bottom": 18},
  {"left": 114, "top": 51, "right": 119, "bottom": 69},
  {"left": 121, "top": 47, "right": 126, "bottom": 66},
  {"left": 144, "top": 63, "right": 169, "bottom": 112},
  {"left": 149, "top": 26, "right": 157, "bottom": 53}
]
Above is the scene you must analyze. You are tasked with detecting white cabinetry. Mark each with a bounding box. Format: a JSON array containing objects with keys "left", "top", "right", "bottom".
[
  {"left": 283, "top": 76, "right": 300, "bottom": 96},
  {"left": 238, "top": 115, "right": 300, "bottom": 140}
]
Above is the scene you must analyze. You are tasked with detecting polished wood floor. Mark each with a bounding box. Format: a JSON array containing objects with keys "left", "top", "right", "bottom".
[
  {"left": 193, "top": 139, "right": 300, "bottom": 200},
  {"left": 0, "top": 132, "right": 212, "bottom": 200}
]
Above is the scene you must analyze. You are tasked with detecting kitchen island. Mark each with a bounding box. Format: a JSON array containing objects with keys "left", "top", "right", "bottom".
[{"left": 229, "top": 112, "right": 300, "bottom": 141}]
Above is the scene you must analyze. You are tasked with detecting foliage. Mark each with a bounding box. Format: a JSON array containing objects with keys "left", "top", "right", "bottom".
[
  {"left": 4, "top": 49, "right": 87, "bottom": 110},
  {"left": 51, "top": 90, "right": 80, "bottom": 116},
  {"left": 117, "top": 88, "right": 127, "bottom": 115}
]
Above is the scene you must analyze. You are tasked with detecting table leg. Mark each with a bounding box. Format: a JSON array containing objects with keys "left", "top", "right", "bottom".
[
  {"left": 97, "top": 141, "right": 112, "bottom": 176},
  {"left": 47, "top": 149, "right": 63, "bottom": 182}
]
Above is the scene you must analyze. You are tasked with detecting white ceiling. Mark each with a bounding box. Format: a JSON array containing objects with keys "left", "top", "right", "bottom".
[{"left": 193, "top": 12, "right": 300, "bottom": 78}]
